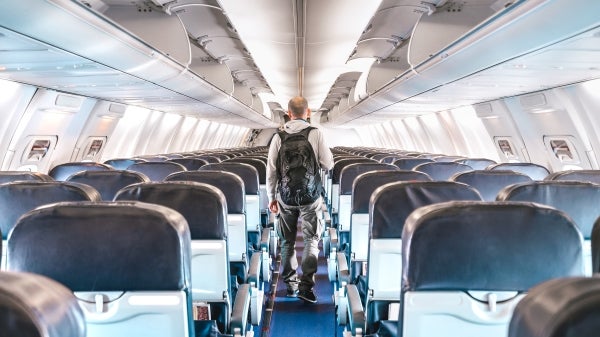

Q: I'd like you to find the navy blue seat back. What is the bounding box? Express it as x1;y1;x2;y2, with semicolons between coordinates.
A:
169;158;208;171
114;182;227;240
332;158;375;184
497;181;600;239
352;170;432;214
455;158;497;170
380;155;401;164
487;163;550;180
545;169;600;184
0;181;101;240
8;200;191;291
370;181;482;239
412;162;473;181
48;162;112;181
200;163;259;195
451;170;532;201
508;277;600;337
194;155;221;163
166;170;245;214
227;158;267;185
392;158;433;170
67;170;149;201
402;201;583;293
0;171;53;183
0;271;85;337
339;163;398;195
126;161;187;181
104;158;146;170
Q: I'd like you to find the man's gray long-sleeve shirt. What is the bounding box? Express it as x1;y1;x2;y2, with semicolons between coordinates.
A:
266;119;334;203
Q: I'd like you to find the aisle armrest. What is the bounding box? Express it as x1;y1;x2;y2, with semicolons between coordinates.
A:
346;284;365;337
230;284;251;335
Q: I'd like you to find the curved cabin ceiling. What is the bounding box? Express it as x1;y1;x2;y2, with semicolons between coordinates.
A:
0;0;599;129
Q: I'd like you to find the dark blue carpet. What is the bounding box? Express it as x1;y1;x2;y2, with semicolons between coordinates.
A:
262;231;344;337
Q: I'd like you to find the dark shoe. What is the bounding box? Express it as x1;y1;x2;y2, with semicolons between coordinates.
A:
286;285;298;297
298;289;317;303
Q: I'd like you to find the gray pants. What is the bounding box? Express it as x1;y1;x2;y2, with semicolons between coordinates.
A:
276;195;323;291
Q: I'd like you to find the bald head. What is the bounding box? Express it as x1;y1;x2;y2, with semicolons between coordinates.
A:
288;96;310;119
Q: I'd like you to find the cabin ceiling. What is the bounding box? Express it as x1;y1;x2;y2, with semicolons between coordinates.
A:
0;0;599;130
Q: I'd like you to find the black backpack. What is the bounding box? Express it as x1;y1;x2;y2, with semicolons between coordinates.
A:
276;127;322;206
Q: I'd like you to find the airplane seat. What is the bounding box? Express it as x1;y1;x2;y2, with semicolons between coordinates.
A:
545;169;600;184
330;158;375;225
199;163;268;259
66;170;150;200
103;158;146;170
170;158;209;170
113;183;254;335
454;157;497;170
0;270;86;337
450;170;532;201
48;162;113;181
341;181;482;335
327;163;398;282
487;162;551;180
134;155;169;162
0;181;101;270
412;161;473;181
126;161;187;181
194;155;222;163
225;158;269;227
391;158;433;170
508;277;600;337
336;171;432;286
165;170;270;285
0;171;53;183
6;201;196;337
497;181;600;275
400;201;584;337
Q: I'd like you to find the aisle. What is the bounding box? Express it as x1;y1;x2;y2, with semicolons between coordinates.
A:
262;230;343;337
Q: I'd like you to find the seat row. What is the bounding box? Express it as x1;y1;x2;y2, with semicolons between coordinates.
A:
0;179;266;336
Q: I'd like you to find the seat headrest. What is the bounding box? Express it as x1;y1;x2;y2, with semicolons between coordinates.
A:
0;181;101;240
508;277;600;337
114;181;227;240
200;163;259;194
7;201;191;292
488;163;550;180
103;158;146;170
48;162;112;181
451;170;532;201
370;181;481;239
0;271;85;337
226;158;266;184
126;161;187;181
0;171;53;183
351;170;431;213
169;158;208;171
332;159;375;182
339;163;398;195
403;201;583;292
392;158;433;170
497;181;600;238
67;170;149;200
165;170;245;213
413;162;473;181
545;169;600;184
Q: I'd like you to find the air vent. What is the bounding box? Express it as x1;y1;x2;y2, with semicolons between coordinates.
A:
55;94;83;109
520;93;547;108
108;103;126;114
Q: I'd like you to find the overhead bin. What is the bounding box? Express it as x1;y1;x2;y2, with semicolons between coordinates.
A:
0;0;276;128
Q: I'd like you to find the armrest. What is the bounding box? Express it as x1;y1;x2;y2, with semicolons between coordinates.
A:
328;227;338;247
337;251;350;285
260;227;270;251
346;284;366;336
230;283;251;335
247;251;261;285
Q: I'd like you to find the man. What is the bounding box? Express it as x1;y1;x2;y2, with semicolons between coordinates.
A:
266;96;333;303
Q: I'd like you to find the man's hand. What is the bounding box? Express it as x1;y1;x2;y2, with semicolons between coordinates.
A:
269;200;279;214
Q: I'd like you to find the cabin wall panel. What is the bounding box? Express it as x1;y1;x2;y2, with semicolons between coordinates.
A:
4;89;95;173
391;120;416;151
418;113;456;155
101;106;152;160
448;107;499;161
0;80;37;170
